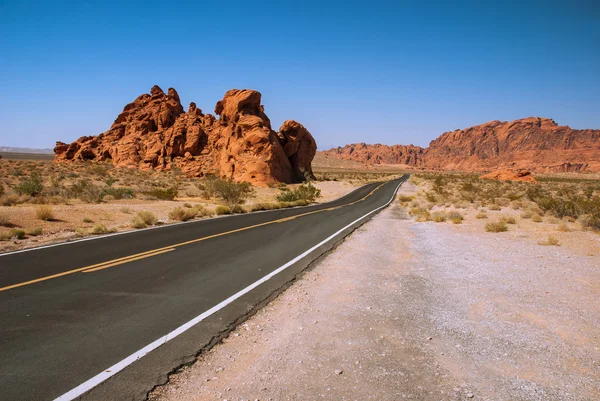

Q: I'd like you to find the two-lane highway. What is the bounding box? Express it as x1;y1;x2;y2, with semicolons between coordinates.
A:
0;176;408;401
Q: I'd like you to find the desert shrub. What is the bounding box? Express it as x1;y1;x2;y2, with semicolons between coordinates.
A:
231;205;246;214
557;222;571;232
532;214;543;223
500;216;517;225
432;212;446;222
521;211;533;219
485;221;508;232
35;205;55;221
578;214;600;231
204;177;254;207
447;211;464;224
16;173;44;196
488;204;501;211
10;229;26;239
26;227;43;236
539;235;560;246
120;207;131;214
70;179;103;203
102;187;135;200
475;212;488;219
90;224;114;235
276;183;321;203
0;184;4;197
137;211;158;226
143;186;178;201
169;207;198;221
398;194;414;203
183;202;193;208
215;205;231;215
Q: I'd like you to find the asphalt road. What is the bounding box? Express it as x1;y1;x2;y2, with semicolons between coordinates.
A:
0;176;407;401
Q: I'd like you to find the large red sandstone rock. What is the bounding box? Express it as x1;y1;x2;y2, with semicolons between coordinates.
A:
54;86;316;186
322;117;600;173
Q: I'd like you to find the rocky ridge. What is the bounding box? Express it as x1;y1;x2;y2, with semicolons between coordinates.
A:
54;86;316;186
322;117;600;173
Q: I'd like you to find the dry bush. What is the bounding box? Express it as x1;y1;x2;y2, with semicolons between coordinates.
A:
26;227;43;236
488;204;502;211
204;176;254;208
136;211;158;226
90;224;114;235
35;205;55;221
475;212;488;219
539;235;560;246
169;207;198;222
0;212;10;227
532;214;543;223
500;216;517;225
397;194;414;203
0;228;26;240
557;222;571;232
447;211;464;224
215;205;231;215
485;221;508;232
432;212;446;222
276;182;320;203
521;211;533;219
83;217;93;223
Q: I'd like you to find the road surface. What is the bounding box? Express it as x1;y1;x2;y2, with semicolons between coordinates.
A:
0;176;407;401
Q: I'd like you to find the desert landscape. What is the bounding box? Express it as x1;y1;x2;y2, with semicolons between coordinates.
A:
2;2;599;401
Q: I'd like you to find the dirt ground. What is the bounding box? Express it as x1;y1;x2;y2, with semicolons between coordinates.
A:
149;182;600;401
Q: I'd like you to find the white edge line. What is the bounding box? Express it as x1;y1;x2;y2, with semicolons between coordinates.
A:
0;182;377;258
52;177;406;401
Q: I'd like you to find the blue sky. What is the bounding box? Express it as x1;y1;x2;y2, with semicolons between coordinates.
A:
1;0;598;150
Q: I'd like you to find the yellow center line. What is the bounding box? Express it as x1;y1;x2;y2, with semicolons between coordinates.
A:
82;248;176;273
0;182;388;292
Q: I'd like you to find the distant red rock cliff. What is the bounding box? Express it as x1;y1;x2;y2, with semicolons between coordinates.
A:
322;117;600;173
54;86;316;186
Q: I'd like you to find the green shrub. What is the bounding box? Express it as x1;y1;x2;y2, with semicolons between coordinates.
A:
143;187;178;200
70;179;103;203
276;182;321;203
215;205;231;215
485;221;508;232
204;176;254;208
16;173;44;196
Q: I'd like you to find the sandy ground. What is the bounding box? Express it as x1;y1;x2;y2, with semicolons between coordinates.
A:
150;182;600;401
0;180;359;253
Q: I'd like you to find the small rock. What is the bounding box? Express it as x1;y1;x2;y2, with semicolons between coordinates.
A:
466;393;474;398
334;369;343;375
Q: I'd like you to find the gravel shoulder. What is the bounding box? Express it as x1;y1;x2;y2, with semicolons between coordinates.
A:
150;182;600;401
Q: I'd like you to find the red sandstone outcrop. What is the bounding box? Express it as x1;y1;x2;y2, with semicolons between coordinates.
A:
480;169;536;183
322;117;600;173
322;143;425;166
54;86;316;185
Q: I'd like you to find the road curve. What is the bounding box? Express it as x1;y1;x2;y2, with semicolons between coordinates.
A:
0;176;408;401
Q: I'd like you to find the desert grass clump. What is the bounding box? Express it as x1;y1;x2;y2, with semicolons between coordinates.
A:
83;217;93;223
521;211;533;219
532;214;543;223
398;194;414;203
447;211;464;224
215;205;231;215
120;207;132;214
475;212;488;219
432;212;446;222
26;227;43;236
90;224;114;235
557;222;571;232
488;204;502;211
169;207;198;222
0;212;10;227
131;211;158;228
35;205;55;221
143;187;178;201
485;221;508;233
102;187;135;200
8;229;26;239
538;235;560;246
500;216;517;225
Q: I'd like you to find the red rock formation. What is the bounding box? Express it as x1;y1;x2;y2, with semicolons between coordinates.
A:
54;86;316;186
322;117;600;173
424;117;600;173
322;143;425;166
480;169;536;183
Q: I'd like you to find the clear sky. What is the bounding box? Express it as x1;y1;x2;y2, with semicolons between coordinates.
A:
1;0;598;150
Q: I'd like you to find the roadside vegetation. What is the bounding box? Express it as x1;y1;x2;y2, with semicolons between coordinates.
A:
0;159;327;250
404;172;600;233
